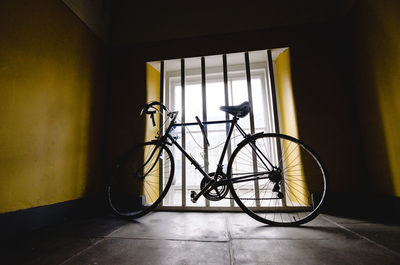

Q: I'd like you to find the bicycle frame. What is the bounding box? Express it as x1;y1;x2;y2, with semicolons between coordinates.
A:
108;102;326;224
157;112;274;202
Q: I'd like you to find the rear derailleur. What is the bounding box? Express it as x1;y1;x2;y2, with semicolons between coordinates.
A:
269;168;284;199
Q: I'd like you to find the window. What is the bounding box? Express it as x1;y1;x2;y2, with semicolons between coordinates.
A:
147;49;286;209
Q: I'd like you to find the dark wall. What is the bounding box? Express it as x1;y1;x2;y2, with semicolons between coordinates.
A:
289;21;365;193
348;0;400;198
105;47;147;166
109;0;356;44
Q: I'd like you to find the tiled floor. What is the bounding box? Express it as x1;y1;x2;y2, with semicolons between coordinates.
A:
2;212;400;265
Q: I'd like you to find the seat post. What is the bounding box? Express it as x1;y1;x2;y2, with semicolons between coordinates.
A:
216;116;237;169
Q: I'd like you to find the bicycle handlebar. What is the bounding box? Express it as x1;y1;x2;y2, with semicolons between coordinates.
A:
140;101;168;115
140;101;169;127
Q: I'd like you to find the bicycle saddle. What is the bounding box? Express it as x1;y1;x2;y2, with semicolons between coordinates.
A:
220;101;251;118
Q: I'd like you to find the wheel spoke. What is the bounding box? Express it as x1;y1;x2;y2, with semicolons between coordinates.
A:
228;133;326;225
107;142;174;218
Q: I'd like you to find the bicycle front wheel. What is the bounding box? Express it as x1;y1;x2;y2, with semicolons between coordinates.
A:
227;133;327;226
107;141;174;219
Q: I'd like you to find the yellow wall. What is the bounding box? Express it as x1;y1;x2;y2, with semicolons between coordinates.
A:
351;0;400;196
145;63;161;142
275;49;310;204
0;0;106;213
143;63;161;202
275;49;299;139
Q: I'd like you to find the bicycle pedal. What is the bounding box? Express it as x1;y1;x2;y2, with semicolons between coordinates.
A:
190;191;198;203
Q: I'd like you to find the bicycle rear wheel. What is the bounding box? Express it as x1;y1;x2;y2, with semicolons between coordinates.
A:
227;133;327;226
107;141;174;219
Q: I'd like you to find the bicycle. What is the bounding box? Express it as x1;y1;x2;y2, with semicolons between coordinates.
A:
107;101;327;226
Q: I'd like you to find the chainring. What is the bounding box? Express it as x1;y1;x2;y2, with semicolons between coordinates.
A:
200;172;229;201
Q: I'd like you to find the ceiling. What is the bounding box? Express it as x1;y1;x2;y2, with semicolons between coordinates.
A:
63;0;357;45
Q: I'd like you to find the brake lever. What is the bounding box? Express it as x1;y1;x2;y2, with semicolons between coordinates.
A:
150;113;156;127
140;107;146;116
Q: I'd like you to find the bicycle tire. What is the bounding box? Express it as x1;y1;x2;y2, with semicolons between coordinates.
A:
107;141;174;219
227;133;327;226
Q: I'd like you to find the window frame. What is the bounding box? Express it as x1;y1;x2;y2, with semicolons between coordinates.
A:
161;61;278;209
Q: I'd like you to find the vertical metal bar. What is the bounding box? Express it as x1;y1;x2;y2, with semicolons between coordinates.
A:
223;55;230;136
223;54;235;208
245;53;256;135
181;58;186;207
245;52;260;208
159;61;164;205
201;57;210;207
267;49;287;207
267;50;280;134
160;61;165;129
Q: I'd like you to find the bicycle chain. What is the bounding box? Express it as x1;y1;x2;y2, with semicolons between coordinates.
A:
222;197;281;200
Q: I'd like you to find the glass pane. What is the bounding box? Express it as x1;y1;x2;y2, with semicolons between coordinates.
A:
165;59;182;118
251;76;267;132
248;49;277;134
185;83;202;123
205;55;225;122
163;59;182;206
226;52;251;135
184;57;205;206
206;80;227;171
184;57;202;123
205;55;226;161
185;130;206;207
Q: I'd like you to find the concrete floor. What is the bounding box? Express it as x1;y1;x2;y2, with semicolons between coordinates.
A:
2;212;400;265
